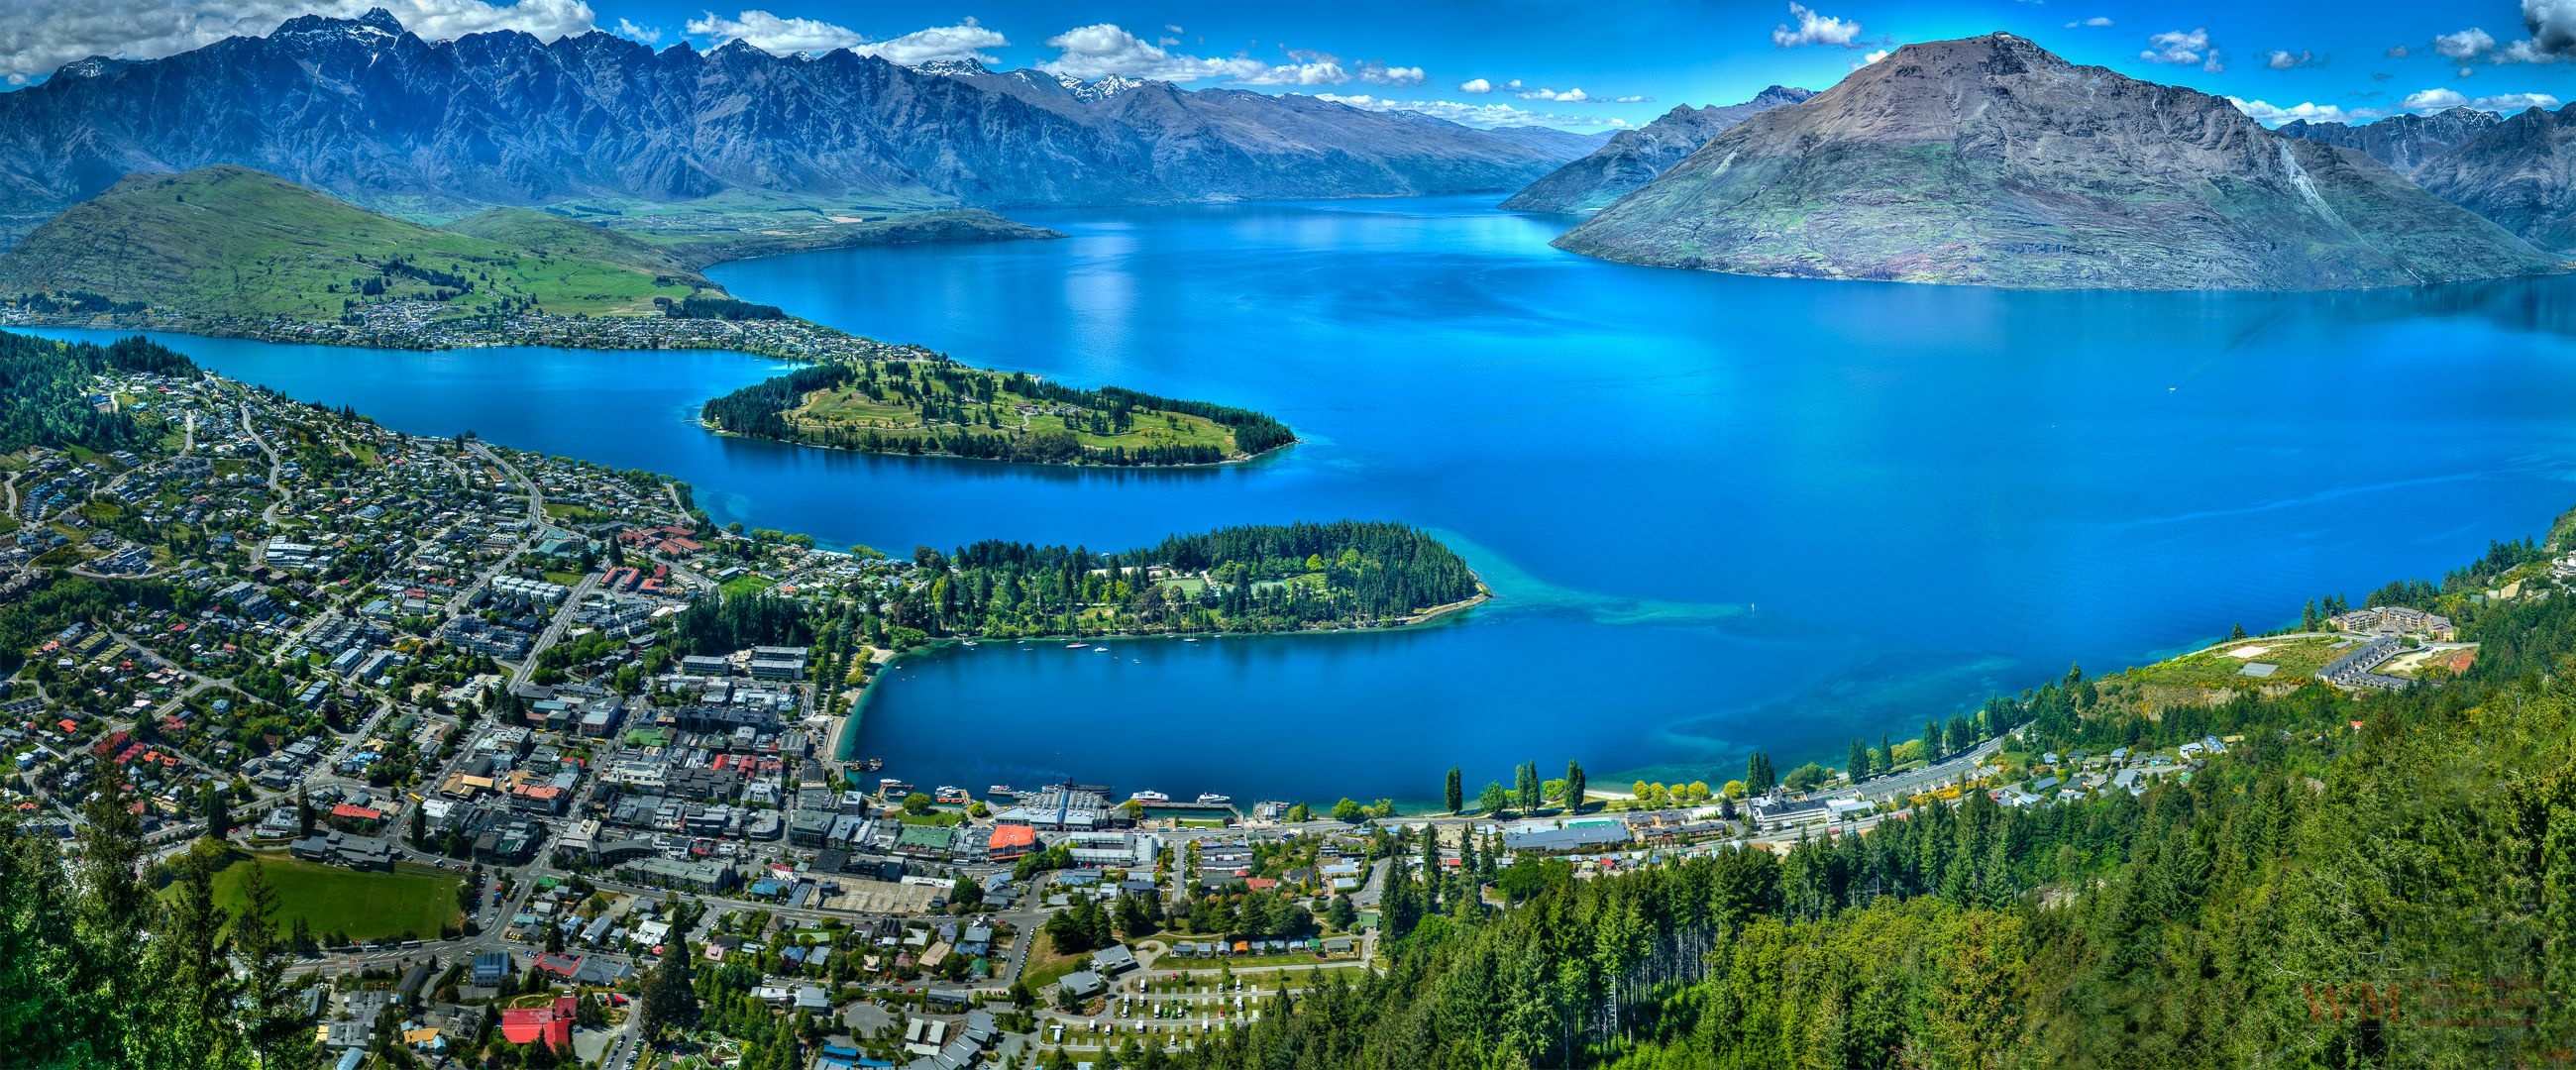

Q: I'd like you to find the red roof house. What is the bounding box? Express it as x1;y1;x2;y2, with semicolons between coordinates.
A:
498;994;577;1049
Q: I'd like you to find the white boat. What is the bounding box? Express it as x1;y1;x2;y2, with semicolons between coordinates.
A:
989;784;1016;796
1095;646;1110;653
1196;793;1231;804
1129;791;1169;803
1065;642;1089;649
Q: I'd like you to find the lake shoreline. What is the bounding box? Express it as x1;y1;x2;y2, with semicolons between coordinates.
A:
834;586;1494;770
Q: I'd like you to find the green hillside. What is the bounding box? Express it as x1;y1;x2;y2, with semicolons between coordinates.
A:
439;205;711;283
0;166;708;321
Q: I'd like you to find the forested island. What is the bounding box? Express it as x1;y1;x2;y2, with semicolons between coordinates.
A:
674;520;1482;655
700;359;1295;467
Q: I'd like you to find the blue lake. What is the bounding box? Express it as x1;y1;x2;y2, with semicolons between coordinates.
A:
45;194;2576;804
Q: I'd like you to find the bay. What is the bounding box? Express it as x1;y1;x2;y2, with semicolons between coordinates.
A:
45;194;2576;804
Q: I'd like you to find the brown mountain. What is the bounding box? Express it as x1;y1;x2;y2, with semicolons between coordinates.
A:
1555;34;2555;290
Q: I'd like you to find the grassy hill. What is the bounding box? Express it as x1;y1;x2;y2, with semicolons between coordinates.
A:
0;166;709;321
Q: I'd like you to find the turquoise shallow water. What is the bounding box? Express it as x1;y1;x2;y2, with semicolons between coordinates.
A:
49;194;2576;802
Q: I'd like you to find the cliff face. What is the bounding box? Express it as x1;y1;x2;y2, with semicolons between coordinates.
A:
0;9;1589;228
2414;105;2576;253
1554;34;2556;290
2275;107;2501;174
1500;87;1814;213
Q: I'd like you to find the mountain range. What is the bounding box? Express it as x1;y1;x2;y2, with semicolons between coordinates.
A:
2275;106;2503;175
1500;87;1815;213
0;9;1593;236
2412;105;2576;254
1554;34;2556;290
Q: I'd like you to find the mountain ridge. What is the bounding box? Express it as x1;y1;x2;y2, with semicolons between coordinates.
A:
1501;87;1814;213
0;10;1593;232
2274;106;2503;174
1555;34;2557;290
2413;104;2576;254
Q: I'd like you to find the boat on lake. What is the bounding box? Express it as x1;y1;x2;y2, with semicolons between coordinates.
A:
1065;642;1089;649
1130;790;1169;802
1197;793;1232;804
855;757;884;772
989;784;1016;797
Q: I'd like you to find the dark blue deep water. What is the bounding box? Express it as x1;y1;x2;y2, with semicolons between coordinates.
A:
46;195;2576;803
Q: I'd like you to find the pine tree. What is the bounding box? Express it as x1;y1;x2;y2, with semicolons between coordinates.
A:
75;757;148;1066
639;934;698;1042
232;863;314;1070
1565;760;1586;813
1444;767;1462;813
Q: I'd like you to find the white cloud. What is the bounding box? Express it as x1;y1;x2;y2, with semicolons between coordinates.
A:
684;12;1009;65
1037;23;1420;87
1457;77;1491;93
1771;3;1863;49
0;0;599;81
2463;66;2476;76
2401;86;2561;111
2142;28;2222;71
1861;48;1891;64
2496;39;2567;63
612;17;660;45
2386;45;2410;57
1515;86;1589;102
1238;50;1347;86
1312;92;1613;129
2065;17;2113;29
2434;27;2496;60
2226;96;2353;125
836;19;1009;65
1356;60;1423;86
2266;50;2322;69
686;10;861;54
1613;94;1650;103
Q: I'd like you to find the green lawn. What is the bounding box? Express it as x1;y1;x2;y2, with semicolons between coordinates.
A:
2117;634;2356;692
200;850;463;942
719;574;778;598
1022;930;1087;993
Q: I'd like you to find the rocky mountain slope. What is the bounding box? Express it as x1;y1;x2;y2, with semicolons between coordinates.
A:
2413;104;2576;253
2274;107;2501;174
0;9;1590;233
1555;34;2556;290
1500;87;1813;213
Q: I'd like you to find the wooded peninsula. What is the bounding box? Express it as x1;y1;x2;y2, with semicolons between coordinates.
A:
699;359;1295;468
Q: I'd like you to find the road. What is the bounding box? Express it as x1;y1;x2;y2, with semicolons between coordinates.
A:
238;400;288;530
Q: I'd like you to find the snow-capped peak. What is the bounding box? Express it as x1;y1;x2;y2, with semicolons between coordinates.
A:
1053;72;1149;102
913;58;991;78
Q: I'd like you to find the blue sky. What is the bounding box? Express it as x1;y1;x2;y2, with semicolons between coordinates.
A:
6;0;2574;128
